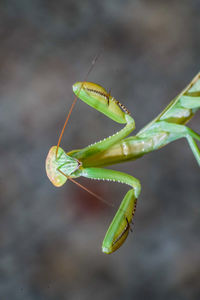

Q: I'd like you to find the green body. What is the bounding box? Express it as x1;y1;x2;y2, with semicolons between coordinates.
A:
46;73;200;254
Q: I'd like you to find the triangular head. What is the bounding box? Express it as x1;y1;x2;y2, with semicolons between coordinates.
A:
45;146;80;187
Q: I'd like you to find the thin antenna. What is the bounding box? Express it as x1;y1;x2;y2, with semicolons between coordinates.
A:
56;96;78;157
56;51;103;158
58;169;113;207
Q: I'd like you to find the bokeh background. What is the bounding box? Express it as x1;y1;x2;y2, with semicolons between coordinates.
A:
0;1;200;299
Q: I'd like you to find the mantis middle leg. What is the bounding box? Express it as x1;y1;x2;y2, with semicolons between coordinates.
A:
150;121;200;166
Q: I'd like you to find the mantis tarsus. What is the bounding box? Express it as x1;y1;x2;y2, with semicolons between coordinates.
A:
46;71;200;254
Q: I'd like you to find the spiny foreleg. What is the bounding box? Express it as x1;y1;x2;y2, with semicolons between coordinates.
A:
74;167;141;254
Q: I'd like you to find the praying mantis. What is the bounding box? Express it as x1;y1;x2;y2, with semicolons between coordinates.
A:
46;70;200;254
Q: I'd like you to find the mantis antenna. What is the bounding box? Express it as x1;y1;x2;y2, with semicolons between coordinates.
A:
59;169;113;206
56;52;102;158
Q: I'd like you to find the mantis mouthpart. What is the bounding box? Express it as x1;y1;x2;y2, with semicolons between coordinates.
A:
46;72;200;254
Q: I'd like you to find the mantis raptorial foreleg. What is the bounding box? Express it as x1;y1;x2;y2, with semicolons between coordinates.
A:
73;167;141;254
73;113;135;161
72;82;135;161
71;82;141;253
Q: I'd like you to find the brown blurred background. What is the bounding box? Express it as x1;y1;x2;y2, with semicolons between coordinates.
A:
0;1;200;299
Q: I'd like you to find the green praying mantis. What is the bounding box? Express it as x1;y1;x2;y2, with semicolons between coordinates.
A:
46;70;200;254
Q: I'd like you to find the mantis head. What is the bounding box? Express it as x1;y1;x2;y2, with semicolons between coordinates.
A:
46;146;80;187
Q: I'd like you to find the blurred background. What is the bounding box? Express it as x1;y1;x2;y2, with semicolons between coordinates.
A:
0;1;200;299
